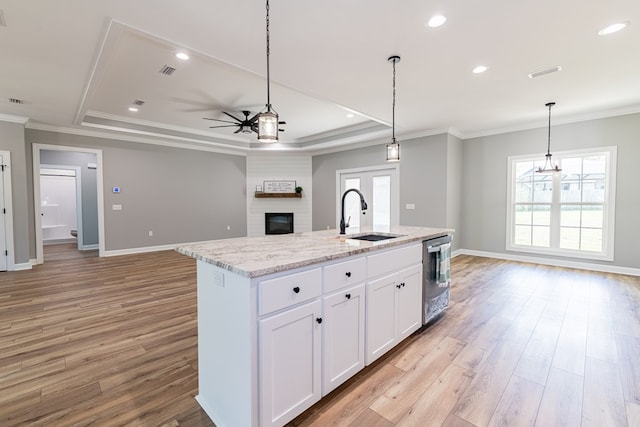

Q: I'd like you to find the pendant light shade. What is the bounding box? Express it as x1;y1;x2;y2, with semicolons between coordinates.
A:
536;102;561;173
386;55;401;162
257;0;280;143
258;111;278;143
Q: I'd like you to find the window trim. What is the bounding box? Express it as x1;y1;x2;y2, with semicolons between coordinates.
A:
506;146;617;261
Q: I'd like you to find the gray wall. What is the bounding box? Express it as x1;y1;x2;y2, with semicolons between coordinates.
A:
26;129;247;255
0;121;30;265
461;112;640;269
312;133;462;250
40;150;99;246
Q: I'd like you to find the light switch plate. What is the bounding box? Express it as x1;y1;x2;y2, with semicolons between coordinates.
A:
112;204;122;211
405;203;416;210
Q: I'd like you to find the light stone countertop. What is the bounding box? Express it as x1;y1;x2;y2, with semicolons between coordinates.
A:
176;226;453;278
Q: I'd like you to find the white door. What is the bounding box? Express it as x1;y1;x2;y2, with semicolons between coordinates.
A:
338;166;399;232
322;283;365;394
259;300;322;427
0;154;7;271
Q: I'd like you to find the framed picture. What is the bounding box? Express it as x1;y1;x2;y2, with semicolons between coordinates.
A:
256;185;263;192
263;180;296;193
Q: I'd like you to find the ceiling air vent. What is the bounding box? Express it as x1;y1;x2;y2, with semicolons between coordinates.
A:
159;65;176;76
133;99;145;106
9;97;24;104
528;66;562;79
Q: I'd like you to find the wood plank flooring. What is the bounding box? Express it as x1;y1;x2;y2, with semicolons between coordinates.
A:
1;244;639;426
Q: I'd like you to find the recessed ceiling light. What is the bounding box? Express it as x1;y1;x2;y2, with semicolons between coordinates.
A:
128;107;138;112
175;52;189;60
472;65;488;74
598;21;629;35
426;15;446;28
346;113;354;118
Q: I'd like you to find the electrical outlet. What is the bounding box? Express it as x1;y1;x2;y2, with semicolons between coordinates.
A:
148;230;153;237
112;204;122;211
226;225;231;231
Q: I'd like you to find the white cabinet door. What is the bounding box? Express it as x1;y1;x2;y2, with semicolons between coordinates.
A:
395;264;423;341
322;283;365;395
365;273;397;365
259;300;322;427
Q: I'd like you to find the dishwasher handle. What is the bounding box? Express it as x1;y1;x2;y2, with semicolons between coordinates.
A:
426;245;442;253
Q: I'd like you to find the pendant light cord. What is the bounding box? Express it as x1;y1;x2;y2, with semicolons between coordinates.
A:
546;102;552;156
391;58;396;142
265;0;271;111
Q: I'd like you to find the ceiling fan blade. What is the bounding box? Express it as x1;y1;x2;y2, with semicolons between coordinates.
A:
203;117;239;124
234;128;242;134
222;111;243;122
209;125;238;129
248;113;260;124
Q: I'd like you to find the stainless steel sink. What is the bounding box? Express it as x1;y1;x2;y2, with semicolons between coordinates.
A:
347;233;403;242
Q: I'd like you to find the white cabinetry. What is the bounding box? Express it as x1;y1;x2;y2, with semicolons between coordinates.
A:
194;240;426;427
259;300;322;427
365;245;423;365
258;269;323;426
322;283;365;395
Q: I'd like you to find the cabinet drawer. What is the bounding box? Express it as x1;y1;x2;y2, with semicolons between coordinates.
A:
259;268;322;316
367;244;422;279
324;257;366;293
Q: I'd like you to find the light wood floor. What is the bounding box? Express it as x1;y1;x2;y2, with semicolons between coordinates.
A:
1;244;639;426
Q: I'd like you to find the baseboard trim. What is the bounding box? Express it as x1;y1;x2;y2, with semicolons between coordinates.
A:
458;249;640;277
79;244;99;251
13;261;34;271
102;243;182;257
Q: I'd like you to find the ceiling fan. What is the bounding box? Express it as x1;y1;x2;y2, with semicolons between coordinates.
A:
203;110;286;135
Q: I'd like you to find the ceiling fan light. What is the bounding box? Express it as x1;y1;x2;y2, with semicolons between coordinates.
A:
257;111;279;142
386;140;400;161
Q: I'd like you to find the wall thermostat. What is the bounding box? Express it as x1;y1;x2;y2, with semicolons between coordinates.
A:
113;186;121;193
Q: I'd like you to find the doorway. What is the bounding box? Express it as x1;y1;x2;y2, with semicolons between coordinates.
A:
336;165;399;232
0;151;16;271
40;166;81;247
32;144;105;264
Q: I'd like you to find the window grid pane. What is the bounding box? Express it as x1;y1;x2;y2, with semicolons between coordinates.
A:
509;149;612;259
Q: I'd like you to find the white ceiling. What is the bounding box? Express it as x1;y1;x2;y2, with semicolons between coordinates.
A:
1;0;639;153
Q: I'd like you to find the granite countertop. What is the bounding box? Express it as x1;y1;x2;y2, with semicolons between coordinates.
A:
176;226;453;278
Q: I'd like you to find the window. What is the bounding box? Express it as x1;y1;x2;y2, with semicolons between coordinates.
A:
506;147;616;261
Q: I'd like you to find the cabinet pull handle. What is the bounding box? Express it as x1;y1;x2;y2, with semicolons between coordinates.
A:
345;293;351;299
345;271;351;277
293;286;300;294
316;317;323;324
401;282;406;287
396;284;402;289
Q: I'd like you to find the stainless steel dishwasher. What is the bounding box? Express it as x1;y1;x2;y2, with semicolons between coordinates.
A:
422;234;452;325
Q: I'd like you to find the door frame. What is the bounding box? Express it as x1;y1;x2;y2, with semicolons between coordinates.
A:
32;144;105;264
0;151;16;271
335;164;400;230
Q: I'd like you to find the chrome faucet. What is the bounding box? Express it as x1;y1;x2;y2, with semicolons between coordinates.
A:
340;189;368;235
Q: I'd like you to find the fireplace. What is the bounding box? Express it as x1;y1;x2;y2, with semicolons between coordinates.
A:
265;212;294;235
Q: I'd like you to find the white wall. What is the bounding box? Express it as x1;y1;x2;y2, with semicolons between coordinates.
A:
247;152;312;237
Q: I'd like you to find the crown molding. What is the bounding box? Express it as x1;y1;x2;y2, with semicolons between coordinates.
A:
25;122;248;156
0;113;29;124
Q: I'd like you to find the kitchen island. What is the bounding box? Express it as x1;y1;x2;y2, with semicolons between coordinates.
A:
177;226;453;427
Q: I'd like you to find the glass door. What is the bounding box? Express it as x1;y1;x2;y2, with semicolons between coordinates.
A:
338;166;399;232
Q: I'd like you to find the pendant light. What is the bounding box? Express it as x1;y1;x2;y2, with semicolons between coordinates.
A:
257;0;280;143
386;55;401;162
536;102;562;173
